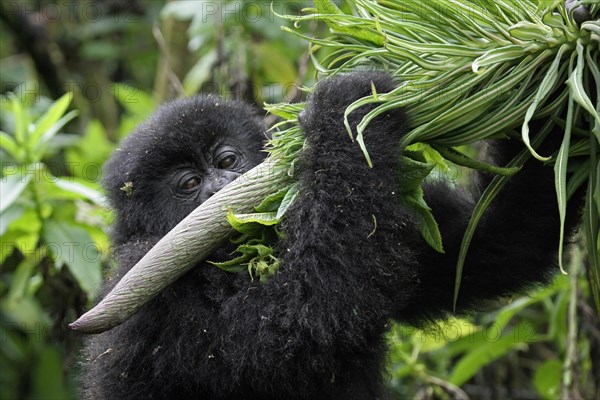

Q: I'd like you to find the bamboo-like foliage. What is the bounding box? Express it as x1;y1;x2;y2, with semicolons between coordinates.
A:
275;0;599;310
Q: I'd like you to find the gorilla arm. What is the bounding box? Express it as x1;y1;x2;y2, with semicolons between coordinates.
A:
397;121;582;323
196;72;419;398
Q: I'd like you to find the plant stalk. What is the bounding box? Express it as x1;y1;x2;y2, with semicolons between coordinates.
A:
69;158;290;333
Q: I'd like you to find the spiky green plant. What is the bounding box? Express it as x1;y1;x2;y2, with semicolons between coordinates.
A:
70;0;599;333
277;0;599;310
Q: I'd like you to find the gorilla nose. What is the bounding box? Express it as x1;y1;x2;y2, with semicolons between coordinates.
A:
210;171;241;194
210;179;229;194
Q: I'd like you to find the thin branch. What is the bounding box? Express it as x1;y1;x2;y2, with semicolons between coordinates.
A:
424;375;470;400
152;21;186;100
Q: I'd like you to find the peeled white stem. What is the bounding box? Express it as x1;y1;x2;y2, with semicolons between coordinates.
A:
70;159;290;334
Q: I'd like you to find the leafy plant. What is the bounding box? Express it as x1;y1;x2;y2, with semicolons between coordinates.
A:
0;93;108;399
385;245;597;399
277;0;599;311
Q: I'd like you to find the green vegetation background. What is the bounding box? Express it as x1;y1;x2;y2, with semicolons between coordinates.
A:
0;1;597;399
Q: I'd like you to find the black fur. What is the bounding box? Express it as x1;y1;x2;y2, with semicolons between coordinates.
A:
81;72;581;399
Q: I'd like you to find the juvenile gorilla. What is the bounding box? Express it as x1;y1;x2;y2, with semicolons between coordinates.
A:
82;72;580;399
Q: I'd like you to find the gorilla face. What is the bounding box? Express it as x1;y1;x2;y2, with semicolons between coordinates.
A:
102;95;267;245
169;143;247;204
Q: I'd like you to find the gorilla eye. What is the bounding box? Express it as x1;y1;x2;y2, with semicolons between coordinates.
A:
178;175;201;192
217;154;238;170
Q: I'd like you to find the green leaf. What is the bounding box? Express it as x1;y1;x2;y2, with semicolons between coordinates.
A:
42;221;102;299
402;52;545;146
508;21;555;43
472;45;526;73
31;346;69;400
208;253;252;273
228;212;279;226
397;153;435;193
534;360;562;400
0;296;50;328
404;194;444;253
454;155;522;309
183;50;218;95
255;42;297;86
265;102;304;120
226;211;279;235
396;153;443;251
0;206;42;266
31;110;79;162
449;328;525;386
65;119;114;176
276;183;299;220
0;168;32;213
493;296;537;330
521;43;568;161
342;95;384;166
2;207;42;236
0;204;24;237
238;244;273;258
431;144;520;176
406;143;449;171
209;242;279;279
5;253;38;305
542;12;567;28
8;93;28;146
313;0;343;15
29;93;72;150
52;179;106;206
312;0;384;45
566;41;600;125
255;185;292;213
554;109;573;274
554;51;578;274
0;131;21;160
584;46;600;144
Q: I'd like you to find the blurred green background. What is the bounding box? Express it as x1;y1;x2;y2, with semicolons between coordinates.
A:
0;1;598;399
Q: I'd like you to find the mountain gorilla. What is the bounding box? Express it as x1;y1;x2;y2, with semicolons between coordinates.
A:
81;72;581;399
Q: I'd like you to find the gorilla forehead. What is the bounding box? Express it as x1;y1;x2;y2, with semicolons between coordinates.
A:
103;95;265;185
127;95;263;159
